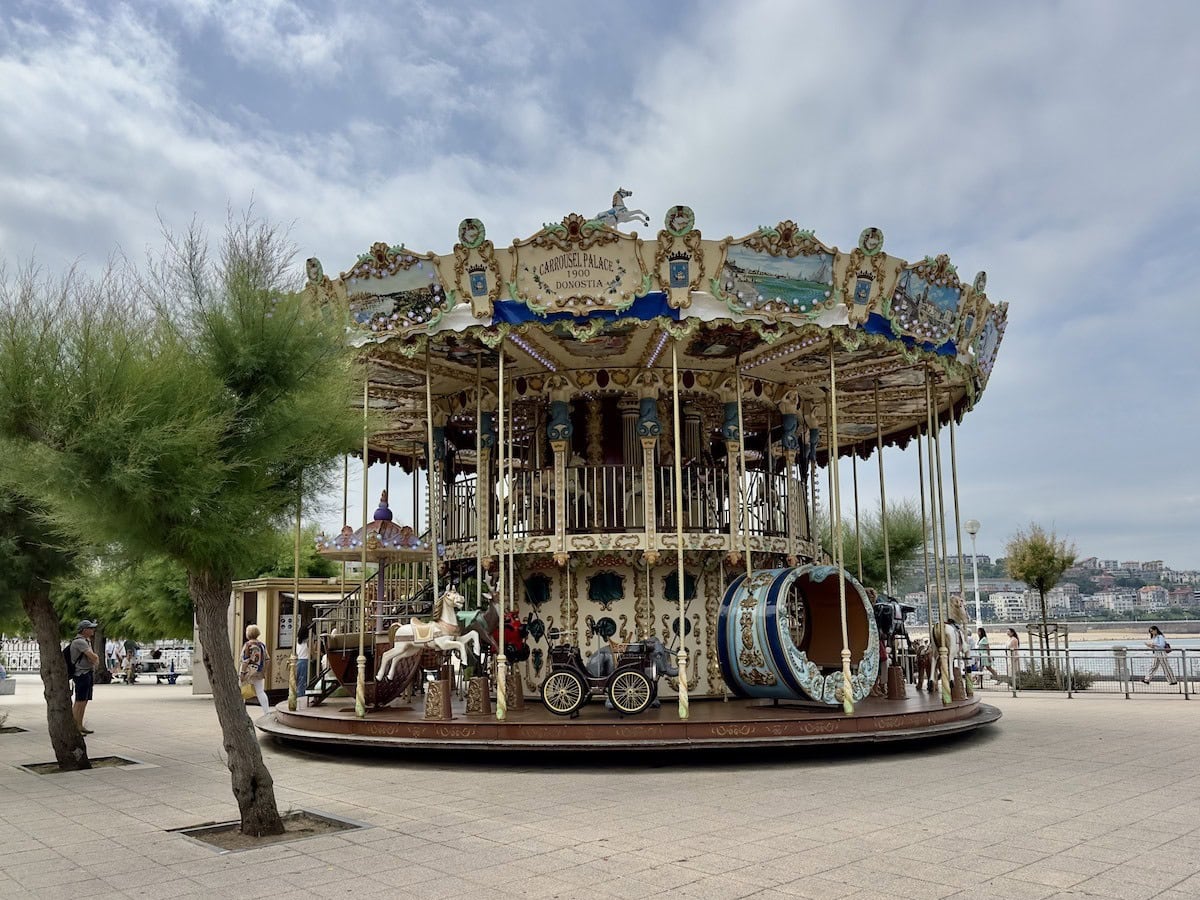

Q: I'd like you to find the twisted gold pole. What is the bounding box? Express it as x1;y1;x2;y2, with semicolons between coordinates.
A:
496;346;507;721
828;342;853;714
874;380;892;596
925;369;950;705
355;377;368;719
287;477;301;712
671;341;688;719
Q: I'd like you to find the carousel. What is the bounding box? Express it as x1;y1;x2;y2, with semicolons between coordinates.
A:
259;192;1006;750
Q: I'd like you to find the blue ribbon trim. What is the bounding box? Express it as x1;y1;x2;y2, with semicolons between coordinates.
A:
491;291;680;327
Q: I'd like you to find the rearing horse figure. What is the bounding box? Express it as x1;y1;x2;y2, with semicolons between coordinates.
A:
594;187;650;229
376;588;481;681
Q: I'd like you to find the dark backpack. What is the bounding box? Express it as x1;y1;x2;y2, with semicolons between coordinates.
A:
62;642;76;681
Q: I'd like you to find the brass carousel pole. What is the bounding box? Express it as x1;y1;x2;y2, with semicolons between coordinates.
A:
355;379;369;719
735;355;752;588
826;392;836;556
475;357;483;608
342;455;348;588
495;346;507;721
948;399;967;600
917;425;933;641
852;454;863;583
507;383;517;702
287;477;301;711
874;381;892;596
828;341;854;714
925;369;950;702
925;372;946;629
932;395;953;612
424;344;441;617
670;341;688;719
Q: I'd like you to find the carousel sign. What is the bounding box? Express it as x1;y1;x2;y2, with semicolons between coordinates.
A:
511;213;649;313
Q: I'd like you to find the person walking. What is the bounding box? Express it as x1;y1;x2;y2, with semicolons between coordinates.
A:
977;627;1000;681
1143;625;1177;685
1005;628;1020;683
123;637;139;683
239;625;271;716
295;623;311;700
70;620;101;734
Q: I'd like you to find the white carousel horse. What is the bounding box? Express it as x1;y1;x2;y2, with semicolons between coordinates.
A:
376;588;481;680
930;594;973;703
594;188;650;228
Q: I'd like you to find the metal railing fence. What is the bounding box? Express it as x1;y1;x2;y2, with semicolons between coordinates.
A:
967;647;1192;699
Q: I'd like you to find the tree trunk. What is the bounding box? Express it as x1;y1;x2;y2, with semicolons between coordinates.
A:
21;587;91;771
1039;590;1050;668
190;568;285;836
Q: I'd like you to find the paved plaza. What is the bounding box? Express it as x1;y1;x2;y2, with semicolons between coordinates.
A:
0;677;1197;900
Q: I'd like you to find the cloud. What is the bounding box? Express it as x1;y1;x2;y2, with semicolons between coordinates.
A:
1;0;1198;565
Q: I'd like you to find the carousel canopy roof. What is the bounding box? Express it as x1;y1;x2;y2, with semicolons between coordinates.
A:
302;201;1007;463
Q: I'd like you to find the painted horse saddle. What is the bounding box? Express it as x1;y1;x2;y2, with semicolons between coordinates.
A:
409;619;444;643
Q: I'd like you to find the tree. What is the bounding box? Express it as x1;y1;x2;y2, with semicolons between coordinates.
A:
58;556;194;642
0;265;96;769
823;499;927;595
251;524;340;580
1;216;361;834
0;493;92;769
1005;523;1076;662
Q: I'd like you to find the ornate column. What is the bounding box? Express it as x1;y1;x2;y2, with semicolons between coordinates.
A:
429;408;448;572
683;412;702;463
585;397;603;466
478;400;496;563
636;375;662;621
619;395;639;468
546;376;573;567
779;389;801;564
720;393;741;560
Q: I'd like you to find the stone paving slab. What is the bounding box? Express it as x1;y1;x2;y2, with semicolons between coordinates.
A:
0;675;1197;899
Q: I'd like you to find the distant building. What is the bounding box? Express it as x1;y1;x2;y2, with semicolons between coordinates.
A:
1093;590;1137;612
1098;560;1119;571
989;591;1028;619
1168;587;1193;607
1076;557;1099;569
1141;560;1163;572
1047;583;1079;612
1138;585;1168;609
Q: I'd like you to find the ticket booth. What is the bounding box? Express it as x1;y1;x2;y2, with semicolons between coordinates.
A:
191;577;347;696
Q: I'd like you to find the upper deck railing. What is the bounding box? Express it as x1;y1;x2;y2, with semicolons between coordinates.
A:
440;464;791;544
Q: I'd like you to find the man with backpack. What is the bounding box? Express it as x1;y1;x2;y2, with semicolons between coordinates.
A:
69;620;100;734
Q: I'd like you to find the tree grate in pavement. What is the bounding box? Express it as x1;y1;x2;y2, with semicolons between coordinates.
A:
171;809;365;853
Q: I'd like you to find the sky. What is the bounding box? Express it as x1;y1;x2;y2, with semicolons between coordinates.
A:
2;1;1198;568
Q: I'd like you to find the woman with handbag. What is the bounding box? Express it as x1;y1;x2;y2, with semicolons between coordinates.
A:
1143;626;1177;685
238;625;271;715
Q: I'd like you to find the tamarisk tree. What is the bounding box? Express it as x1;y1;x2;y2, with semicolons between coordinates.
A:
1;218;360;834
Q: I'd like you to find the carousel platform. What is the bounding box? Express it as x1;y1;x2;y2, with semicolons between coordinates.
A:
257;692;1000;753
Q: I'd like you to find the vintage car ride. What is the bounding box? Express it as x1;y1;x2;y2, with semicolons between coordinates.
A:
540;641;663;717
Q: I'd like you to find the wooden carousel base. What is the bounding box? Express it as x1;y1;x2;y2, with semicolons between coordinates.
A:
257;691;1000;752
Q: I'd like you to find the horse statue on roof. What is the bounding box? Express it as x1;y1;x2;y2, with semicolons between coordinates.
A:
376;587;481;681
593;187;650;229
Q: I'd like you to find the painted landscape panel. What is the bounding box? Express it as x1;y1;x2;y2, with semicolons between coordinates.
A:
720;246;833;309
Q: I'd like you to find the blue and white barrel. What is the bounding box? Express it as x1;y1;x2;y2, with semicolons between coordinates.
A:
716;565;879;705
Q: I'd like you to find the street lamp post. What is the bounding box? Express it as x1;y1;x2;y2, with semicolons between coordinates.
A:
965;519;981;629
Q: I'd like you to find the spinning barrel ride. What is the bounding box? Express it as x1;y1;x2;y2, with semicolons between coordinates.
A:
717;565;877;705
